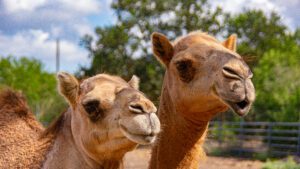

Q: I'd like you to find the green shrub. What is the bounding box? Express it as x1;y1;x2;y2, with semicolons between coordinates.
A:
210;123;237;142
263;157;300;169
252;40;300;122
0;56;67;124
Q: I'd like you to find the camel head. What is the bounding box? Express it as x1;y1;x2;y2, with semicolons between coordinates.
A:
151;31;255;120
57;72;160;160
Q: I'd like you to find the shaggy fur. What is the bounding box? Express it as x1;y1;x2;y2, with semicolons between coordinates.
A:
40;111;66;139
0;89;53;169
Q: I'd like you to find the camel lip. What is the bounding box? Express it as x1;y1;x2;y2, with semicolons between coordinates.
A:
119;124;156;145
224;99;250;117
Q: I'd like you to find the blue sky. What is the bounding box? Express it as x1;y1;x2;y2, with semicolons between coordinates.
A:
0;0;299;73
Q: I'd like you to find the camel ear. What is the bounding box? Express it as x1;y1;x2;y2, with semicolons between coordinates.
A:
151;32;174;66
128;75;140;90
222;34;237;52
57;72;79;107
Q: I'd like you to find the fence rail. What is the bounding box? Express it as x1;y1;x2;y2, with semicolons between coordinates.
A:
208;121;300;157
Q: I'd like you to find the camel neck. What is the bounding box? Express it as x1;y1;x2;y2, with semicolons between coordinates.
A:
42;110;123;169
149;86;209;169
42;110;93;169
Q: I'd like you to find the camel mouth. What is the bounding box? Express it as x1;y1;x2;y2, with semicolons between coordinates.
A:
120;124;157;145
225;99;250;116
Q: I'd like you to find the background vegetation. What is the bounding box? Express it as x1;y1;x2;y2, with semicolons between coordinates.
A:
0;0;299;124
80;0;300;122
0;56;66;124
263;157;300;169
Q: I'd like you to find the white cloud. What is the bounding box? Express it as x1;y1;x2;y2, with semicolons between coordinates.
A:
2;0;100;14
2;0;46;13
59;0;101;14
212;0;299;30
160;11;176;23
0;30;90;73
73;24;95;37
129;25;143;38
0;0;104;41
50;26;63;38
0;0;103;72
212;0;282;14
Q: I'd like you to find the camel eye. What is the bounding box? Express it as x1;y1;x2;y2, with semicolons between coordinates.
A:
83;100;99;113
83;100;103;122
175;60;196;83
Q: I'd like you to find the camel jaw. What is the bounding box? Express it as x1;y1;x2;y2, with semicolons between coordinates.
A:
119;124;157;145
225;99;251;116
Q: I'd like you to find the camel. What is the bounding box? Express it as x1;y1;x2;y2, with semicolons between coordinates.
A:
149;31;255;169
0;72;160;169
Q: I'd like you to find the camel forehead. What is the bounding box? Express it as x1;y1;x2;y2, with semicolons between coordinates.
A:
80;74;129;93
173;31;241;59
173;31;218;45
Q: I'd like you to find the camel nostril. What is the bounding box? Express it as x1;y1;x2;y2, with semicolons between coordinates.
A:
222;66;241;79
236;100;248;109
129;104;144;114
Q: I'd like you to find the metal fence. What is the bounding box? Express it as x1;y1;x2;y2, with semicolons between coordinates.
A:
208;121;300;157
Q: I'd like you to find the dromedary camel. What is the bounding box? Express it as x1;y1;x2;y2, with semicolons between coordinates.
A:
149;31;255;169
0;72;160;169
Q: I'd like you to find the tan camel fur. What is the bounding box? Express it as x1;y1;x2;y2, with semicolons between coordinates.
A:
0;72;160;169
149;31;255;169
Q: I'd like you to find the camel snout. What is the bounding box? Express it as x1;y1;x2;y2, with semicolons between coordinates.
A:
119;112;161;145
128;100;157;115
149;113;160;135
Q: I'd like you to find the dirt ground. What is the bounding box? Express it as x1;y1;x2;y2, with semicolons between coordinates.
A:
124;148;263;169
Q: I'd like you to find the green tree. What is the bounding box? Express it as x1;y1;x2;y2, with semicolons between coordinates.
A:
250;39;300;122
81;0;225;101
80;25;135;77
82;1;300;122
225;10;287;62
0;56;66;124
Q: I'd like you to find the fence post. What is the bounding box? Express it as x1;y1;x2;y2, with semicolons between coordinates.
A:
297;123;300;156
267;122;272;156
238;119;244;156
218;121;223;146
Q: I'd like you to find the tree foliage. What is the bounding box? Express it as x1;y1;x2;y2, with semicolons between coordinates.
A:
0;56;66;123
1;1;299;124
80;0;225;102
225;10;287;62
80;1;300;122
251;39;300;122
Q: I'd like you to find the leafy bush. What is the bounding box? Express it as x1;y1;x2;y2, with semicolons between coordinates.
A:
0;56;66;124
209;123;236;141
263;157;300;169
251;39;300;122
